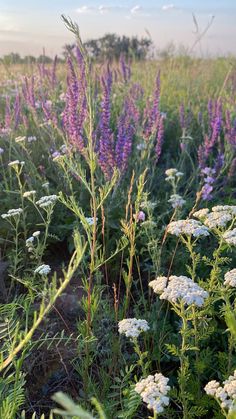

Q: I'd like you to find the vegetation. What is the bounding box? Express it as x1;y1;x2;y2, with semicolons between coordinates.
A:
0;16;236;418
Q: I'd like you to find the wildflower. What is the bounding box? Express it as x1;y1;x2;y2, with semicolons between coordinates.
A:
212;205;236;215
51;151;61;159
26;236;34;247
36;195;57;208
205;371;236;412
34;264;51;275
223;229;236;246
149;277;168;293
33;231;40;237
168;194;186;208
1;208;23;219
204;211;232;229
204;380;220;396
118;318;149;338
15;136;26;143
193;208;209;219
149;275;208;307
224;269;236;287
167;219;209;238
0;147;4;154
165;168;177;177
135;373;170;414
137;143;147;151
23;190;36;198
134;211;146;222
84;217;98;226
42;182;49;188
8;160;19;166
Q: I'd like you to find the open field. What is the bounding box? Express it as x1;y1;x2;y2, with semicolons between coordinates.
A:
1;23;236;418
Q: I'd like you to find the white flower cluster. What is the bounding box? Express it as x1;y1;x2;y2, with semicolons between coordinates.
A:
84;217;98;226
26;231;40;250
149;275;208;307
168;194;186;209
224;269;236;287
8;160;25;168
167;219;209;238
223;229;236;246
135;373;170;414
118;318;149;338
165;168;183;181
193;208;209;219
1;208;23;219
194;206;236;229
36;195;57;208
34;264;51;275
205;371;236;412
23;190;36;198
149;277;168;293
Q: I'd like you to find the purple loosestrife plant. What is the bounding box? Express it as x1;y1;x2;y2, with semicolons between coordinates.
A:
115;98;136;173
119;54;131;83
13;93;21;129
143;71;161;141
22;76;36;109
225;110;236;148
155;114;164;162
63;54;87;154
98;66;115;179
51;55;58;89
198;100;222;169
5;97;11;130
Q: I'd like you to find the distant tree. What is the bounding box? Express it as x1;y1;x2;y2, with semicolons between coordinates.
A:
62;43;76;59
63;33;152;61
37;54;53;64
1;53;22;65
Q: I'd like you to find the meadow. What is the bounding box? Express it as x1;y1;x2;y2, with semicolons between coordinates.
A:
1;18;236;418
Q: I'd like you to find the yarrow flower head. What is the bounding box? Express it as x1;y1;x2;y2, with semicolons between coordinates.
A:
149;277;168;293
33;231;40;237
118;318;149;339
149;275;208;307
165;168;184;186
224;269;236;287
8;160;25;168
223;229;236;246
34;264;51;275
167;219;209;238
194;206;236;230
84;217;98;226
1;208;23;219
135;373;170;414
168;194;186;209
26;236;34;247
23;190;36;198
36;195;57;208
205;371;236;412
193;208;209;219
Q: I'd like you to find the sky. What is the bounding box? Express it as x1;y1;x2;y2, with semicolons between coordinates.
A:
0;0;236;57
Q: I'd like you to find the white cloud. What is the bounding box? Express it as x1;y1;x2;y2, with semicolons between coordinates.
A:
130;5;142;14
98;5;111;14
162;4;175;11
76;5;95;14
